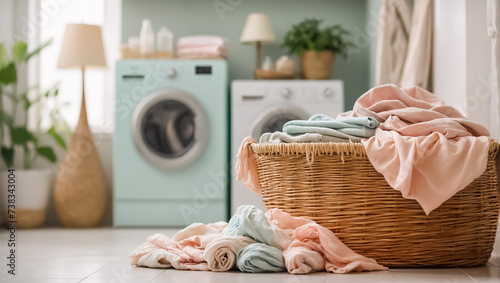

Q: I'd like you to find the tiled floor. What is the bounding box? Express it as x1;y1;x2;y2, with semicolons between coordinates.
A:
0;228;499;282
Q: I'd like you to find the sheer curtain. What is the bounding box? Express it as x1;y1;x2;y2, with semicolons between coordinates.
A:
488;0;500;140
375;0;434;89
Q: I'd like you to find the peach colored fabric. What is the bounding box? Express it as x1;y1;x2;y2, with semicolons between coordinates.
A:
130;227;255;271
130;233;209;270
266;208;387;274
341;84;491;215
235;137;261;195
204;236;256;271
177;45;227;58
222;205;292;251
177;35;227;47
178;233;255;272
173;221;228;242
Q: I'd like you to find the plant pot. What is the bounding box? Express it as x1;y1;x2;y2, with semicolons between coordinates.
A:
0;169;53;228
300;51;336;80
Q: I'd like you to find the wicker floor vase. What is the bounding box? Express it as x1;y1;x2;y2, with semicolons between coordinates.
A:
251;142;499;267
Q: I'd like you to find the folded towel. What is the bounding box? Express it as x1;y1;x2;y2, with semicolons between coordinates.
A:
204;235;256;271
177;35;227;47
285;114;378;130
283;114;378;139
177;45;227;58
236;243;286;273
260;132;358;143
222;205;291;250
177;54;226;60
259;114;378;144
341;84;491;214
266;208;388;274
235;137;261;196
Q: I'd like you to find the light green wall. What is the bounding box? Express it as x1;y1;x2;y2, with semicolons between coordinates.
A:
122;0;372;110
367;0;381;88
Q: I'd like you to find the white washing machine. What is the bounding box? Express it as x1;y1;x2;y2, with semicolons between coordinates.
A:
231;80;344;213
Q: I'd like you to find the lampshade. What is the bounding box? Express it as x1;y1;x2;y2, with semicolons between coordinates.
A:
240;13;276;44
57;23;106;69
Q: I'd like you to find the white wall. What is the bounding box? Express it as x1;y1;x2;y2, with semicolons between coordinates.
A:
434;0;500;258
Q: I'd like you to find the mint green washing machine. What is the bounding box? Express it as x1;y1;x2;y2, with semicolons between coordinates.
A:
114;60;228;227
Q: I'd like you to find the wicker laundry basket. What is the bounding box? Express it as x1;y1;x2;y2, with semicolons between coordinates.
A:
250;141;500;267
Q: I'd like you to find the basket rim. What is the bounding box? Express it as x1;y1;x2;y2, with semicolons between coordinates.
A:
250;140;500;158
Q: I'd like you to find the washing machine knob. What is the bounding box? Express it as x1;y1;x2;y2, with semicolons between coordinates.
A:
281;88;292;99
166;68;177;79
323;87;334;98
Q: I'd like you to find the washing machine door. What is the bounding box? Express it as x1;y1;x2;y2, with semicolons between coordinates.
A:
131;88;209;170
251;104;310;140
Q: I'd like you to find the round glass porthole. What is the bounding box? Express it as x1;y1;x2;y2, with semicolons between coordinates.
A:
251;104;310;139
131;88;209;170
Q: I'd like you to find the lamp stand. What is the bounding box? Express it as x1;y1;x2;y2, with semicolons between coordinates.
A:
54;67;107;228
256;41;261;70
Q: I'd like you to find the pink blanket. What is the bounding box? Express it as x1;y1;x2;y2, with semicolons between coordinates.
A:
177;35;227;47
341;84;491;214
266;208;387;274
177;45;227;58
235;137;261;196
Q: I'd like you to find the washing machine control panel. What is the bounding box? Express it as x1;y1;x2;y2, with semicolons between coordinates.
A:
270;85;340;102
166;68;177;79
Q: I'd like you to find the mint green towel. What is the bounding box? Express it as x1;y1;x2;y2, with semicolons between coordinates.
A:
260;132;353;143
237;243;285;273
283;114;378;139
221;205;290;250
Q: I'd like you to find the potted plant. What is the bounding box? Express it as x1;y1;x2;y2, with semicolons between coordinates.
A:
282;18;356;79
0;40;69;228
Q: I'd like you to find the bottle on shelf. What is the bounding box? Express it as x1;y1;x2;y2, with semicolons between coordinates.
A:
128;37;140;59
156;26;173;59
140;19;155;59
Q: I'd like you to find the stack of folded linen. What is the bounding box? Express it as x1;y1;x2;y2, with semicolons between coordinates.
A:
177;35;228;59
260;114;379;143
130;205;387;274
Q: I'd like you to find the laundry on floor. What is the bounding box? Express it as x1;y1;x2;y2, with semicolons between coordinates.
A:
177;35;228;59
130;205;387;274
260;114;378;143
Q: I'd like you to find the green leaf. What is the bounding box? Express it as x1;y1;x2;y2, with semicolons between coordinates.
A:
25;39;53;62
12;41;27;63
0;62;17;85
1;147;14;168
36;147;56;163
23;95;31;110
11;127;33;145
0;44;9;69
1;112;13;126
282;18;356;59
48;126;67;150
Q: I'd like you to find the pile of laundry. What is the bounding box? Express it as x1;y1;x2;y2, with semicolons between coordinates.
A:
130;205;387;274
260;114;379;143
249;84;492;215
177;35;228;59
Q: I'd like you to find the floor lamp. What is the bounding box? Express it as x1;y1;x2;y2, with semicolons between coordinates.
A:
54;23;108;228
